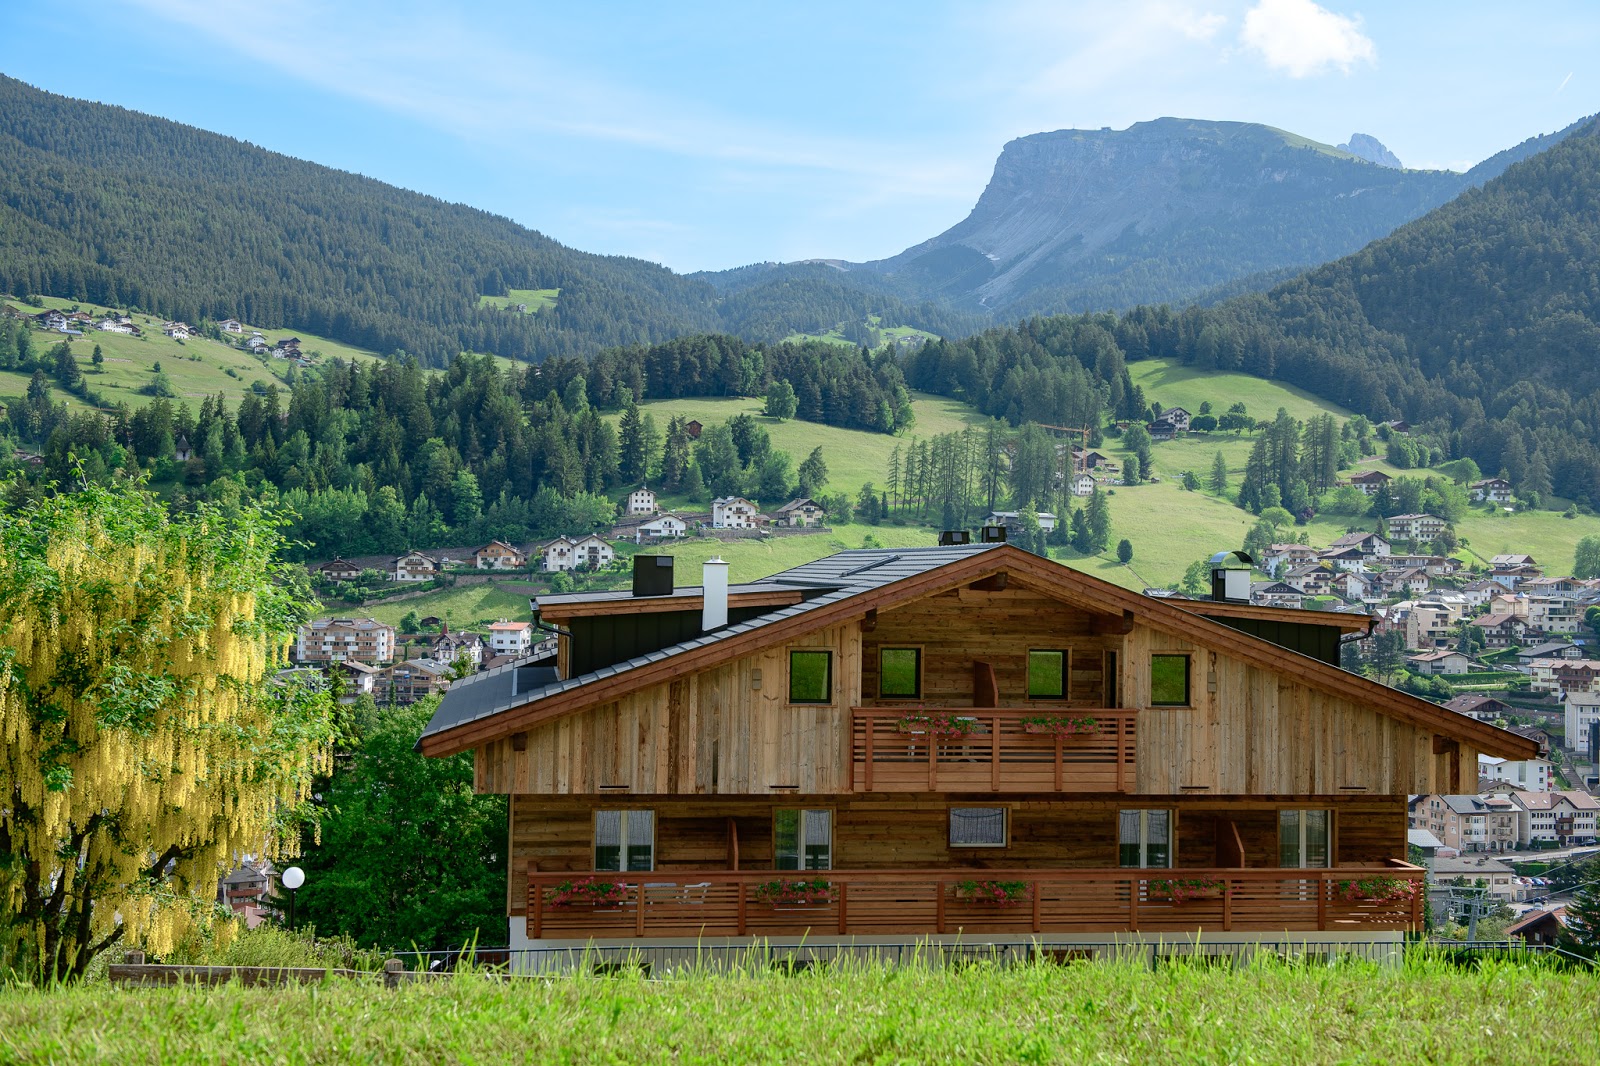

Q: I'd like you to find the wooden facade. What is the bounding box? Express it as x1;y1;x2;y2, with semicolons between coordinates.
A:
422;544;1534;946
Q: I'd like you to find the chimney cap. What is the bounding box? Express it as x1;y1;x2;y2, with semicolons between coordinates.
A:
1209;550;1253;569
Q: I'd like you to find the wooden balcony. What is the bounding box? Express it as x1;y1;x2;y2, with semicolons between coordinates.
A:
850;707;1137;792
526;863;1423;940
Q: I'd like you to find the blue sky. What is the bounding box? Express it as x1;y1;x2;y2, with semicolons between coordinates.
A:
2;0;1595;272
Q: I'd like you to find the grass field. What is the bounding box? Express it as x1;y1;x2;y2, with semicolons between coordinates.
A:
1127;358;1354;423
477;287;560;313
0;296;385;412
342;581;545;629
614;391;990;502
3;956;1594;1064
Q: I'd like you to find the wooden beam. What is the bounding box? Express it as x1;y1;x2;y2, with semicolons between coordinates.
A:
1090;610;1135;636
970;574;1009;592
1432;736;1458;756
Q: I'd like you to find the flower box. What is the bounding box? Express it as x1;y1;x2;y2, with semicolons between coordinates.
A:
897;714;980;738
1021;716;1100;737
1336;876;1417;904
546;877;629;909
953;880;1031;906
753;878;835;907
1148;878;1226;903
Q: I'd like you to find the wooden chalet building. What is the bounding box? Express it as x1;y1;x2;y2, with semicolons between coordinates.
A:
418;541;1534;967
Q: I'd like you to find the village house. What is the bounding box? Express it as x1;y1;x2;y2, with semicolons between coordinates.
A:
1318;547;1369;574
417;540;1531;967
392;550;440;583
625;487;658;516
329;659;381;703
1443;695;1515;723
1430;854;1520;901
1563;691;1600;754
986;511;1059;536
1387;554;1461;578
1477;754;1552;793
1152;406;1191;433
1070;448;1110;471
1552;660;1600;696
314;558;361;583
475;540;530;570
1262;544;1319;577
162;321;192;339
1068;473;1097;497
1471;479;1514;505
1250;581;1304;610
1461;579;1504;608
1282;562;1335;597
1408;795;1519;853
1469;613;1529;649
1406;649;1473;676
487;620;533;657
1506;907;1568;946
1385;514;1447;544
219;319;244;333
294;618;396;665
216;860;279;929
1381;567;1432;599
1506;790;1600;846
1516;641;1580;668
380;658;452;705
633;514;689;542
173;435;193;463
540;534;615;572
1342;470;1392;496
772;498;828;528
431;629;486;671
1330;531;1391;559
1524;597;1578;636
712;496;762;529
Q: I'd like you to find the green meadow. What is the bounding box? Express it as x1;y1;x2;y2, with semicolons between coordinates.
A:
477;287;560;313
2;955;1593;1064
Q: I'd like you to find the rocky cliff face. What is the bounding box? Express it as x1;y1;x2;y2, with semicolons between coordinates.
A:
865;119;1480;315
1337;133;1403;169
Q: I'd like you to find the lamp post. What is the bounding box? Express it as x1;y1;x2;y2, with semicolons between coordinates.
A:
282;866;305;929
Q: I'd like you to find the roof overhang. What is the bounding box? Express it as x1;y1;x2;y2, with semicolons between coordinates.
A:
418;545;1537;762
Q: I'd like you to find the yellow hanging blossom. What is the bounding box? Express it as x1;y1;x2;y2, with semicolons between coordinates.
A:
0;481;334;981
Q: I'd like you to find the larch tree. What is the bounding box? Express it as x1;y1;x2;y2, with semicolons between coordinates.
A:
0;482;334;981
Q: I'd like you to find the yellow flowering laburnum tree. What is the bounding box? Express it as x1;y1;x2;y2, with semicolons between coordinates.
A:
0;482;334;981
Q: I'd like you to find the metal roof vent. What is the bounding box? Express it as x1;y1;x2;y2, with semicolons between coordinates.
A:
1210;550;1254;603
938;530;971;546
980;525;1008;543
632;554;675;597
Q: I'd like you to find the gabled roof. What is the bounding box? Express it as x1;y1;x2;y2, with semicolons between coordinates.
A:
418;544;1537;760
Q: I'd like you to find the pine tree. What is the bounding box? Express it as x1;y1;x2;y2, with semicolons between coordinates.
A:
1085;488;1111;554
1562;863;1600;949
617;401;647;485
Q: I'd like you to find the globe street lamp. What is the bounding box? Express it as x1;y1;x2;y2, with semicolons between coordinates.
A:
282;866;305;928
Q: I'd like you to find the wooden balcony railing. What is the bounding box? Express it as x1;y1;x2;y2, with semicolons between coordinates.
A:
850;707;1137;792
526;862;1423;940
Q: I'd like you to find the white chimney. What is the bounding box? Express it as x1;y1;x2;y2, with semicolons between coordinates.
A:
702;558;729;632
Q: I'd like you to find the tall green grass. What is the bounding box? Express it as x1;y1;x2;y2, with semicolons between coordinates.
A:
4;948;1593;1063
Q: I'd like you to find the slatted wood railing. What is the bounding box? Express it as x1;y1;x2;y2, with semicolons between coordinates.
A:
850;707;1137;792
526;862;1424;940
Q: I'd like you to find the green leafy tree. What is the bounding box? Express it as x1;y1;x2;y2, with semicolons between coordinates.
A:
1123;453;1141;484
294;700;506;950
1575;535;1600;580
764;380;798;421
1116;539;1133;565
401;610;422;634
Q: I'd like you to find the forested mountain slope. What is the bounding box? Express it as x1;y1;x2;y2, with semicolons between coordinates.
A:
905;113;1600;502
0;77;963;364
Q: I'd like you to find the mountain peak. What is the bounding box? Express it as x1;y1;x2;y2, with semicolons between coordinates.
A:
1337;133;1403;169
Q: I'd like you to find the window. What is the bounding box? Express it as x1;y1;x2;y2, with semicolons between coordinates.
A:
775;809;833;870
949;807;1007;848
788;650;832;704
1118;809;1172;868
1278;810;1330;869
879;647;922;699
594;810;654;872
1150;655;1190;706
1027;650;1066;699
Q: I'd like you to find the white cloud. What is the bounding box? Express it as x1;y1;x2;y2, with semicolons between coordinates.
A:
1241;0;1376;77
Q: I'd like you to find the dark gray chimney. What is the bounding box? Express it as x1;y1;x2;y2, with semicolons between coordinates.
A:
632;554;675;597
938;530;971;546
980;525;1008;543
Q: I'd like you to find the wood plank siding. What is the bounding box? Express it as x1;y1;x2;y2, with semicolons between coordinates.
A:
506;794;1407;917
476;600;1479;797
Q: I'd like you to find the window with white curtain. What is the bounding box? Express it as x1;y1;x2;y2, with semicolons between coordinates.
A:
775;809;833;870
1278;809;1330;868
594;810;655;872
949;807;1007;848
1118;809;1172;868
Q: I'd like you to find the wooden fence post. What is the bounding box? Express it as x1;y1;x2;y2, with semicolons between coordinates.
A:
384;958;405;988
